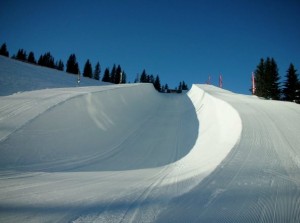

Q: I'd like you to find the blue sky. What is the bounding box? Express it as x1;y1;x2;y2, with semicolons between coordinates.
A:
1;0;300;94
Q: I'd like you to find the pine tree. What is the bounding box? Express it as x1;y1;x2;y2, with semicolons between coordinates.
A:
182;81;188;90
264;57;272;98
0;43;9;57
254;57;281;100
154;75;161;91
102;68;110;82
83;59;93;78
56;60;64;71
283;63;299;102
269;58;281;100
66;54;80;75
38;55;43;66
140;70;147;83
115;65;122;84
38;52;55;68
16;49;27;61
254;58;265;97
46;52;55;68
178;82;182;91
109;65;116;83
27;51;36;64
94;62;101;80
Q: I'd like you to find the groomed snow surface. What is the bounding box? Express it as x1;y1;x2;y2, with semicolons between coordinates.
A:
0;56;300;222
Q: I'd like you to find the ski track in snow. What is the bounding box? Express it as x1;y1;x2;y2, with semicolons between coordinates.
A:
1;57;300;222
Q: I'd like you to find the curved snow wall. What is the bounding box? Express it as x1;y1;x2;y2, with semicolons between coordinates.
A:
0;84;199;171
166;84;242;185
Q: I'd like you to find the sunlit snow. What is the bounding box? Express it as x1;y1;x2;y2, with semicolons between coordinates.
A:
0;56;299;222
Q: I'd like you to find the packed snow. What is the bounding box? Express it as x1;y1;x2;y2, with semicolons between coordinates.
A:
0;56;108;96
0;56;300;222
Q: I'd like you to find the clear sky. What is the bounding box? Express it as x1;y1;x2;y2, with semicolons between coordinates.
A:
1;0;300;94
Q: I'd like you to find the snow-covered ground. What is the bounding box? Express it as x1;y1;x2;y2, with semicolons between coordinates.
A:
157;86;300;222
0;56;108;96
0;56;300;222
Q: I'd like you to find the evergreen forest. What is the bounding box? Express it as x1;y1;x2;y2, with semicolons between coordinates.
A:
253;57;300;103
0;42;189;93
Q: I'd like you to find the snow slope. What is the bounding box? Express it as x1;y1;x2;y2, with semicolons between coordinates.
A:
1;57;300;222
156;85;300;222
0;55;107;96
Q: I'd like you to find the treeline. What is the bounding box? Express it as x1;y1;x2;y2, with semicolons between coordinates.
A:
134;69;188;93
0;42;189;92
102;64;126;84
136;69;161;91
0;42;190;92
253;57;300;103
0;43;127;83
